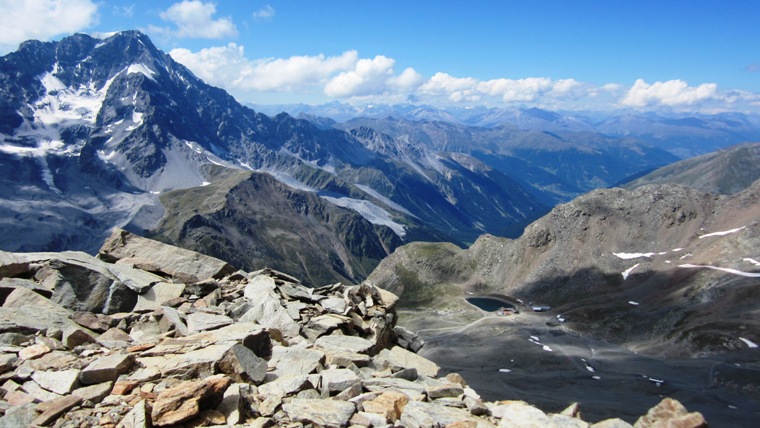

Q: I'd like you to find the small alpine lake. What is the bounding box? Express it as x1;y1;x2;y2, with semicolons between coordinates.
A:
465;295;517;312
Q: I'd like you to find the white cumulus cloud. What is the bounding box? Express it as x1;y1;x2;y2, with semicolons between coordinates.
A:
169;42;757;112
158;0;237;39
0;0;98;53
420;73;482;102
478;77;553;102
621;79;720;107
419;74;590;104
171;44;425;103
324;55;396;98
170;44;358;92
389;67;425;91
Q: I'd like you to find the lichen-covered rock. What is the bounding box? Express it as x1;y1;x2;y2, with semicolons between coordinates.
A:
150;374;231;426
634;398;707;428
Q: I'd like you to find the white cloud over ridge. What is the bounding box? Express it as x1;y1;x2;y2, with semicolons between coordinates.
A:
170;44;359;92
622;79;720;107
0;0;98;53
324;56;396;98
170;42;760;112
157;1;237;39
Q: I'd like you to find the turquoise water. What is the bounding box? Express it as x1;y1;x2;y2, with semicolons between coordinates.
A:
465;296;515;312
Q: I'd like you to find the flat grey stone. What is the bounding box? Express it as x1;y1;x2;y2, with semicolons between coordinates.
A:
400;401;489;428
186;312;233;333
99;228;235;283
383;346;440;378
320;297;347;314
79;353;134;385
118;399;150;428
239;293;300;338
492;401;551;427
128;319;162;344
0;402;37;428
107;263;165;294
22;379;61;402
72;381;113;404
96;328;132;349
362;377;426;394
31;369;81;395
314;335;374;355
243;275;276;300
320;368;361;394
0;277;52;298
258;374;312;399
268;345;325;378
160;343;234;379
133;282;185;312
283;398;355;427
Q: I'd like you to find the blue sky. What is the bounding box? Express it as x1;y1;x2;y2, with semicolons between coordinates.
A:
1;0;759;112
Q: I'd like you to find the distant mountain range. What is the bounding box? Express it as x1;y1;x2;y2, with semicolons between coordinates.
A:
2;30;758;285
251;102;760;159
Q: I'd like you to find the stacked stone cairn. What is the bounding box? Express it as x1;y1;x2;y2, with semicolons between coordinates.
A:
0;229;706;427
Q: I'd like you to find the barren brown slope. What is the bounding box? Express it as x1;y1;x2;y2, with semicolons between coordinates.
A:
369;180;760;357
625;141;760;195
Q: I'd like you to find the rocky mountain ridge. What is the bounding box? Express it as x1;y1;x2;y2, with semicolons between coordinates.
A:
625;141;760;195
147;166;403;286
0;30;547;283
334;117;678;204
0;229;707;427
369;176;760;357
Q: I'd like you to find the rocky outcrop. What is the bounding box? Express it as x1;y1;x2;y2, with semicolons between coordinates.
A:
0;231;704;426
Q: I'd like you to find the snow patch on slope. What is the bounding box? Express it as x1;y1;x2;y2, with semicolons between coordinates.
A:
127;64;157;81
678;264;760;278
699;226;746;239
613;252;666;260
33;72;105;126
321;195;406;237
257;170;407;236
622;263;640;280
355;184;416;217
